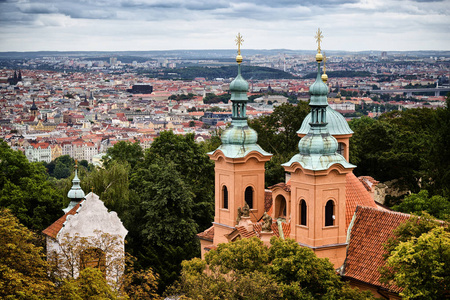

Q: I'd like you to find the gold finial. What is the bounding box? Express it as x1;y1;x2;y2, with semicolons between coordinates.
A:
75;159;78;168
91;186;94;193
322;52;328;82
322;52;328;83
235;33;244;64
315;28;324;62
315;28;323;53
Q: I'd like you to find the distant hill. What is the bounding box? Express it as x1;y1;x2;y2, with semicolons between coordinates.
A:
302;70;373;79
1;49;449;60
141;65;297;80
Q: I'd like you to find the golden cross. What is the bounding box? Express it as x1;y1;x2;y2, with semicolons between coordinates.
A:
323;52;327;73
91;186;94;193
315;28;323;53
235;33;244;55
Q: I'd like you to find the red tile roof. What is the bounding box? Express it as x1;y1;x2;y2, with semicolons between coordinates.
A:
42;202;82;239
342;206;410;294
268;182;291;192
345;173;378;229
197;226;214;242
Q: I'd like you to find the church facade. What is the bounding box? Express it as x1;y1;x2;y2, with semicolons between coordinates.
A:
198;36;407;299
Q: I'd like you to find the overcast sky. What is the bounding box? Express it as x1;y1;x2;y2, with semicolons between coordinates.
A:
0;0;449;52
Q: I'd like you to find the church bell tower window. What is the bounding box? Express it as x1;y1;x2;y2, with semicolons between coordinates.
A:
300;199;307;226
245;186;253;209
222;186;228;209
325;200;335;226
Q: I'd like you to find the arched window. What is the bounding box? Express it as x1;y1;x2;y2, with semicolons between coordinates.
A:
325;200;335;226
275;195;287;218
245;186;253;209
80;248;106;276
222;186;228;209
300;200;307;226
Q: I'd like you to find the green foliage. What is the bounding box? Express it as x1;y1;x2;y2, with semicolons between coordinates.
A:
381;213;445;262
132;160;198;247
125;132;214;291
81;161;131;216
144;65;296;80
384;227;450;299
0;209;55;299
349;105;450;197
57;267;118;300
141;131;214;231
104;141;144;170
203;92;230;104
173;237;374;299
0;140;64;230
393;190;450;220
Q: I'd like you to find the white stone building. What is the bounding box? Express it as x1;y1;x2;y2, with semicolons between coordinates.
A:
43;167;127;285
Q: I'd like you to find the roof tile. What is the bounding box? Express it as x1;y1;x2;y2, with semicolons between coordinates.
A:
42;202;82;239
343;206;410;293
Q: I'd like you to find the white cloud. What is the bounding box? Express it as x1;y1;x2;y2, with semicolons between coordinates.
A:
0;0;448;51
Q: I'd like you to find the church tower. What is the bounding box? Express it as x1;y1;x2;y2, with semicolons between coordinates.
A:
30;99;39;118
207;34;272;246
282;29;355;267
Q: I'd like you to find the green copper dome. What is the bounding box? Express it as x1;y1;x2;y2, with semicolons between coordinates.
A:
208;51;271;159
221;120;258;145
297;106;354;136
309;65;329;106
67;167;85;200
299;127;338;155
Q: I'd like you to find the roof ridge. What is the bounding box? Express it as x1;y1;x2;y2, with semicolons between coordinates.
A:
356;205;411;217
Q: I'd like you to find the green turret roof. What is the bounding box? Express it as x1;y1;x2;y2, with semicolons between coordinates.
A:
283;48;354;171
209;43;271;159
297;106;354;136
64;164;85;213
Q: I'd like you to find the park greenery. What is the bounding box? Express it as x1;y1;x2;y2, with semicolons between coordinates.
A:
1;97;450;297
169;237;374;299
380;213;450;299
143;65;296;80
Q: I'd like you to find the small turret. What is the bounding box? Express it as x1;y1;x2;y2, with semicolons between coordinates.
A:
63;161;86;213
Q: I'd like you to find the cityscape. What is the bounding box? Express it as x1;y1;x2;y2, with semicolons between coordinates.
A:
1;49;449;165
1;0;450;295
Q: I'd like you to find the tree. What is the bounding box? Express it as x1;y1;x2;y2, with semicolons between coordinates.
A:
139;131;214;231
383;227;450;299
0;209;55;299
393;190;450;220
349;106;448;198
80;161;131;216
129;159;200;291
56;267;119;300
172;237;374;299
0;140;64;230
104;141;144;169
53;155;75;179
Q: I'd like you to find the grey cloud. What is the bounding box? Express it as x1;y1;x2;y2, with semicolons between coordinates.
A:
18;3;58;14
